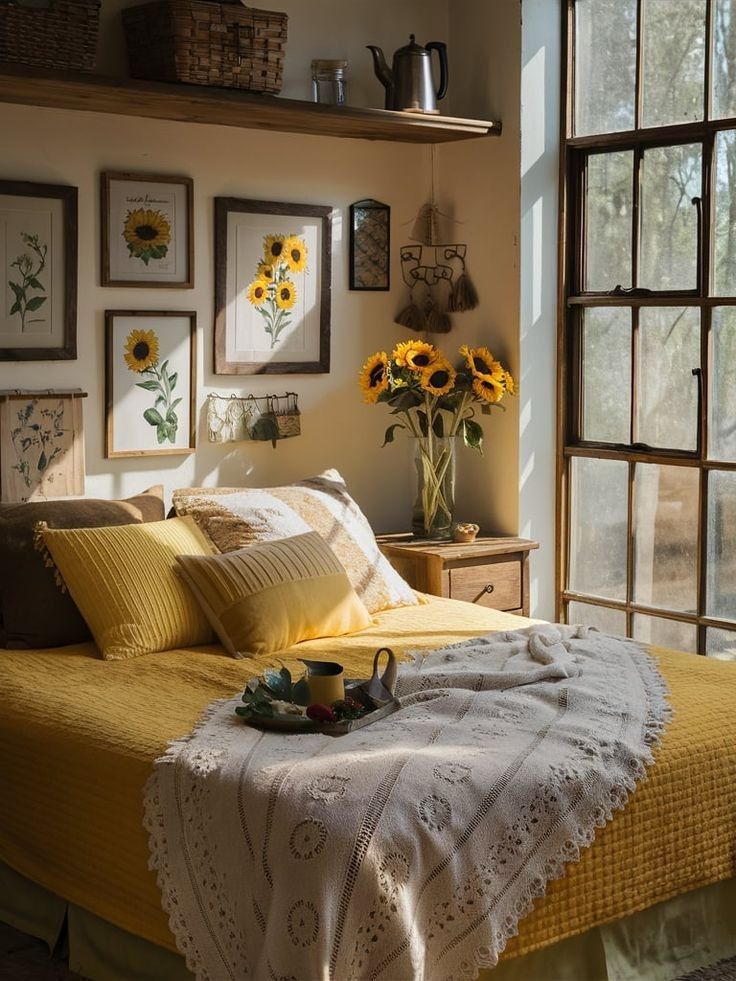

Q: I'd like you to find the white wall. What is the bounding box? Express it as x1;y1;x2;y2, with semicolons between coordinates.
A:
519;0;560;618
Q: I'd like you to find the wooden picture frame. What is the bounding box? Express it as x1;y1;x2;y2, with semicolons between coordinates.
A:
105;310;197;458
349;198;390;291
214;196;331;374
101;172;194;288
0;180;78;361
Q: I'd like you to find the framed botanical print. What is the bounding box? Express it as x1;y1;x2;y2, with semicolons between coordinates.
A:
349;198;390;291
214;197;331;374
101;172;193;288
105;310;196;458
0;180;78;361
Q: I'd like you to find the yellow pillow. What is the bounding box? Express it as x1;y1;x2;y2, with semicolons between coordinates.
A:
41;516;216;660
175;532;372;658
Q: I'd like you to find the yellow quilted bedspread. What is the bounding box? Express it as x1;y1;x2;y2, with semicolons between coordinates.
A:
1;597;735;966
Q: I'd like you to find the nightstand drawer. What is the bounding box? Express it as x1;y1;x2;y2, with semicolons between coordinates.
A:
448;560;521;610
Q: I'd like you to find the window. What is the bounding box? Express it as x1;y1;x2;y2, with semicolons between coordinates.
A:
558;0;736;658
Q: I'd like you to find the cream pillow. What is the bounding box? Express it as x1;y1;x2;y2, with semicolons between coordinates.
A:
172;469;418;615
40;516;216;660
175;531;372;658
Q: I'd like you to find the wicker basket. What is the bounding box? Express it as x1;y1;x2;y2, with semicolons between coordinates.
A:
0;0;101;72
122;0;287;93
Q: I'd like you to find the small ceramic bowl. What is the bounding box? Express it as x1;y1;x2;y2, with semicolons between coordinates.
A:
452;522;480;543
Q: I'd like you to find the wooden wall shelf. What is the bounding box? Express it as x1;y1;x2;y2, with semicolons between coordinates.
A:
0;64;502;144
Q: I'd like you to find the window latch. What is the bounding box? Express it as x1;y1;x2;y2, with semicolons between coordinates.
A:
607;285;654;297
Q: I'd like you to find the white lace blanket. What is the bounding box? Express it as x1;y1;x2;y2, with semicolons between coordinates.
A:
144;625;670;981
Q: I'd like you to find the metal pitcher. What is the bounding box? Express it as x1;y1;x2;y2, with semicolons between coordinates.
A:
367;34;448;113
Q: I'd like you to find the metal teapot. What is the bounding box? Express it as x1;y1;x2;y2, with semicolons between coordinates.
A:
367;35;448;113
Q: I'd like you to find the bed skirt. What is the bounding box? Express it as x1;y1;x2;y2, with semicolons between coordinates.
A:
1;859;735;981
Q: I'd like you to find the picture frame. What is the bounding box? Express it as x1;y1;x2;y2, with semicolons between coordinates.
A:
214;197;331;374
349;198;390;291
101;172;194;288
0;180;78;361
105;310;196;458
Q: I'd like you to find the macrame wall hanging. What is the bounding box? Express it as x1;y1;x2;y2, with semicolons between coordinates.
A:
396;145;479;334
207;393;300;449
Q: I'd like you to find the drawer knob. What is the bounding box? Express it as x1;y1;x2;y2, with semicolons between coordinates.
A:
483;583;495;594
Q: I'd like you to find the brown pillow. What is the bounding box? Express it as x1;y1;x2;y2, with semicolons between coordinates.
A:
0;486;164;650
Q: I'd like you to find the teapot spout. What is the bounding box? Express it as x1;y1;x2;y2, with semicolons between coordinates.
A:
367;45;393;90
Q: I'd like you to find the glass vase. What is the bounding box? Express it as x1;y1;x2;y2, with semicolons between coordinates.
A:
412;435;456;540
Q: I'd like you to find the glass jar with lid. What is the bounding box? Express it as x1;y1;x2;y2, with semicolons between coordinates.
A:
311;59;347;106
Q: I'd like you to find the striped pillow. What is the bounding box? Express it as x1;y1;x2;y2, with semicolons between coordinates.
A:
175;532;372;658
40;516;216;659
172;470;418;615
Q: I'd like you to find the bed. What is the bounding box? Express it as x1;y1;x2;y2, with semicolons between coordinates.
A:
1;594;736;980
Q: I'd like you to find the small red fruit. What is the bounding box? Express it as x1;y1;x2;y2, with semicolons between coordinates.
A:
306;703;336;722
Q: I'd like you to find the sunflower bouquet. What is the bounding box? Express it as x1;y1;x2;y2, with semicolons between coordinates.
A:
246;233;307;350
359;339;516;538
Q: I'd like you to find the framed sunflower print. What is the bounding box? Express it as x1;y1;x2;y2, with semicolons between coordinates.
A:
105;310;196;458
101;172;193;288
214;197;332;374
0;180;78;361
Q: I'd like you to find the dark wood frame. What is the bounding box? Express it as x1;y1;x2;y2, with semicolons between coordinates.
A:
0;180;77;361
557;0;736;653
349;198;390;291
100;172;194;288
104;310;197;458
214;197;332;375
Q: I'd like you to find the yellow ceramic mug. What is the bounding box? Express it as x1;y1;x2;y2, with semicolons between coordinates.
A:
300;659;345;705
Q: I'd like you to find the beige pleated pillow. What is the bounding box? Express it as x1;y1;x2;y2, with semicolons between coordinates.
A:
40;516;216;660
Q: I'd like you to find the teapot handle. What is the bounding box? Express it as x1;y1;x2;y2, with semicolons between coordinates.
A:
425;41;448;102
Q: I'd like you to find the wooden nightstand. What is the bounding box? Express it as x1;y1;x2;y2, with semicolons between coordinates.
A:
376;535;539;617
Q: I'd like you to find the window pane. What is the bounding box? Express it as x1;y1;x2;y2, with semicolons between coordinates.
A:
638;307;699;450
633;614;697;652
706;627;736;661
568;600;627;635
634;464;699;613
582;308;631;443
641;0;706;128
706;471;736;619
639;144;701;291
713;130;736;296
713;0;736;119
575;0;636;136
585;151;633;291
710;309;736;459
569;457;629;601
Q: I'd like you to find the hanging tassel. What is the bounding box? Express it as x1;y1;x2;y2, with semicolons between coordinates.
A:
449;269;480;312
32;520;68;592
410;202;441;246
425;303;452;334
395;302;427;332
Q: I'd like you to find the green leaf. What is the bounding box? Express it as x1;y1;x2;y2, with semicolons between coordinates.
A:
25;296;46;312
432;413;444;438
390;390;423;412
143;407;164;426
235;704;254;717
416;409;429;437
166;407;179;424
170;397;183;411
37;450;47;471
27;277;44;290
156;424;168;444
8;281;23;299
292;676;310;706
9;301;20;316
382;423;404;447
462;418;484;453
136;379;161;392
168;372;178;390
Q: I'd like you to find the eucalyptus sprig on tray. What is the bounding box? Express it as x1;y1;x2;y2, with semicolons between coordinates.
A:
235;667;310;721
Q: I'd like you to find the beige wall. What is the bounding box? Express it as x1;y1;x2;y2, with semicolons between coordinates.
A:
0;0;550;604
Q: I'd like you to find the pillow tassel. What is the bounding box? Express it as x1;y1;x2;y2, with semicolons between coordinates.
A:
33;521;67;593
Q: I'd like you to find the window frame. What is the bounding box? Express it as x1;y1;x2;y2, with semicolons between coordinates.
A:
557;0;736;652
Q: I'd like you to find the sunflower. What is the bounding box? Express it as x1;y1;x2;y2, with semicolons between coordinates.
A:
421;358;456;396
123;209;171;263
123;329;159;373
460;344;501;379
359;352;389;403
275;281;297;310
263;234;286;265
392;340;438;372
257;263;276;282
247;278;270;306
283;235;308;273
472;372;505;404
503;370;517;396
